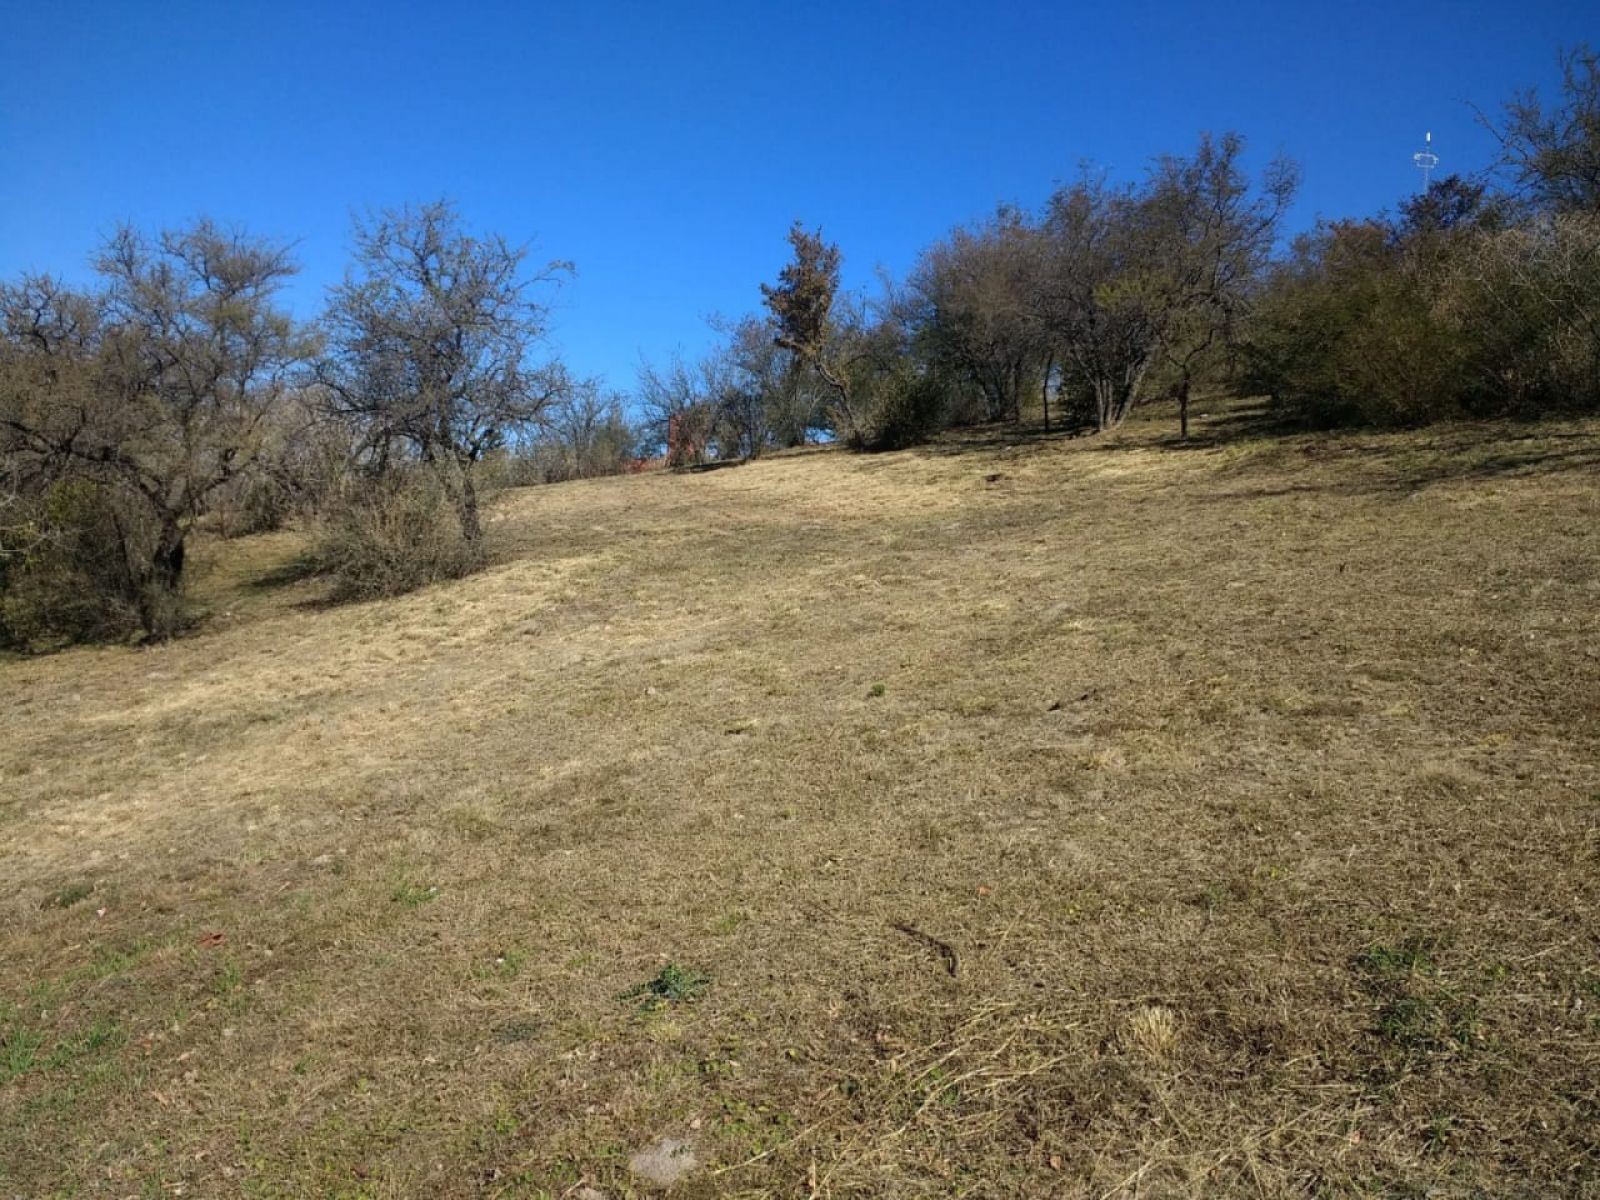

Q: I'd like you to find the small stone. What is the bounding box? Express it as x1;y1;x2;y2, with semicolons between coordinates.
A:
628;1136;699;1188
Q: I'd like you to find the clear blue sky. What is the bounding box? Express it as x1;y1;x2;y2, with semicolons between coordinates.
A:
0;1;1591;393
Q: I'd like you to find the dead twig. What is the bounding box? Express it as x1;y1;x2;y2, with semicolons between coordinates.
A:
891;921;959;977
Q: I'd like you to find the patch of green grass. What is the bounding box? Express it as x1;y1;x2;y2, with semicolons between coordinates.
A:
44;1020;123;1070
708;910;747;936
470;946;528;981
921;1064;963;1109
88;937;158;980
492;1021;539;1045
1357;934;1480;1060
390;881;438;907
1;1025;44;1083
716;1096;796;1154
211;957;244;996
40;880;94;910
1375;992;1480;1054
1424;1113;1459;1154
1358;937;1437;978
0;1015;122;1084
697;1051;741;1080
620;963;712;1010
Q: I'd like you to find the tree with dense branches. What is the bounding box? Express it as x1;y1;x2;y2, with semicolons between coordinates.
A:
1484;44;1600;214
0;222;308;636
1140;133;1298;437
320;201;572;544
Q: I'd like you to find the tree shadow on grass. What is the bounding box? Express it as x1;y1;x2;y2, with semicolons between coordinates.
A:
241;553;324;593
1201;423;1600;501
903;420;1093;460
893;395;1600;499
1060;398;1313;454
675;457;748;474
224;551;350;612
907;397;1301;461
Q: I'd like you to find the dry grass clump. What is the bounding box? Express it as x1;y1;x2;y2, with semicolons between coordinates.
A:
2;398;1598;1196
308;469;483;600
1122;1004;1180;1061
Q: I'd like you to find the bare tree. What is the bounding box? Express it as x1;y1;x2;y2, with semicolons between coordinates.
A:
1141;133;1298;437
714;316;775;458
637;352;714;467
0;222;308;634
320;201;572;543
735;319;818;449
527;381;639;482
1483;45;1600;214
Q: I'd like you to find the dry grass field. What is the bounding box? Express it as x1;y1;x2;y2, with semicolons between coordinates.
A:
3;400;1599;1198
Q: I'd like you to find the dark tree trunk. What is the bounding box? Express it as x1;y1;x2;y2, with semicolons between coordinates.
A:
1179;376;1191;440
1041;351;1054;433
127;516;189;639
152;519;186;591
457;471;482;544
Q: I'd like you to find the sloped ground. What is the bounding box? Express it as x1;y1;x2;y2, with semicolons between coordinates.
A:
2;400;1598;1198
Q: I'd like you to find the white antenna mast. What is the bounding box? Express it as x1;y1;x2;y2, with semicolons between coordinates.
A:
1412;130;1440;190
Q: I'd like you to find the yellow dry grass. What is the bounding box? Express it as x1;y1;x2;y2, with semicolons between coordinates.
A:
3;399;1599;1197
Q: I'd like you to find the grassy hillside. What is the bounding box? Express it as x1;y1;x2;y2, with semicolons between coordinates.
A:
3;401;1598;1198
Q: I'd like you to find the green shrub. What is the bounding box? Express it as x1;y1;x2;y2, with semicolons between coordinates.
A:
619;963;712;1010
1247;210;1600;425
857;371;951;452
0;480;177;651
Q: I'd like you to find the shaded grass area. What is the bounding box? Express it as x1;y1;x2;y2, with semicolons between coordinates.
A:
2;397;1598;1197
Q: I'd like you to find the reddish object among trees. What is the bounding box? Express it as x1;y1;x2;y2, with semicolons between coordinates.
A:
666;409;708;467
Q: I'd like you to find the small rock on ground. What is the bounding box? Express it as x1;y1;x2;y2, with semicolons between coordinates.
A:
628;1136;699;1188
